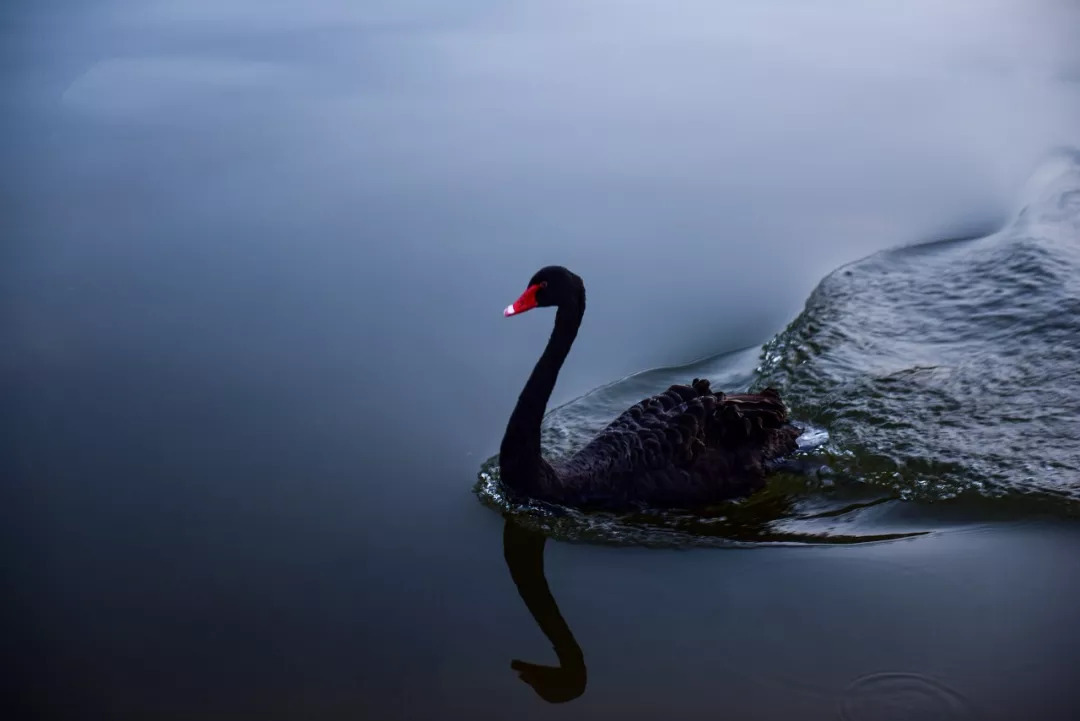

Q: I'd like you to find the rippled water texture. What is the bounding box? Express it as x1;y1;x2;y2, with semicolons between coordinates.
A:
757;149;1080;506
477;150;1080;545
839;672;974;721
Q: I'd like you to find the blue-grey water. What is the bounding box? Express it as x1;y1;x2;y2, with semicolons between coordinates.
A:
4;2;1080;720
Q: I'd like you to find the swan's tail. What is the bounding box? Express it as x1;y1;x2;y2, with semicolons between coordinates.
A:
706;387;799;454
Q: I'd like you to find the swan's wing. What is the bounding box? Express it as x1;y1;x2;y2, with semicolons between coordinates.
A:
599;378;713;435
556;380;708;480
561;381;796;481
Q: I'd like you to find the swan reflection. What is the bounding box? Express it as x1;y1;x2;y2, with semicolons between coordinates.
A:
502;517;587;703
498;512;923;706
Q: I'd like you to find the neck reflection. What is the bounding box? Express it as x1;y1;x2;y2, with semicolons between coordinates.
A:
502;517;587;704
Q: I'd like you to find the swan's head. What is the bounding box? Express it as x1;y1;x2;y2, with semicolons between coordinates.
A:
504;266;584;317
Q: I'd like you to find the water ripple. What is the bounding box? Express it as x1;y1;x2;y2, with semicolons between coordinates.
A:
839;672;974;721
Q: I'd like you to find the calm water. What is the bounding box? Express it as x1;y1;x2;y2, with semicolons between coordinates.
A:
5;2;1080;719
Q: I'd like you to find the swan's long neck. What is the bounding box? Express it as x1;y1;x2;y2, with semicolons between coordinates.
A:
500;300;584;492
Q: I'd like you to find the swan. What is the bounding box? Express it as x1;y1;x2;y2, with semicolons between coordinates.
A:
499;266;800;509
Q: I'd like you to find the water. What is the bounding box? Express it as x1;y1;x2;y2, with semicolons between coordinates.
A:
5;2;1080;719
759;151;1080;500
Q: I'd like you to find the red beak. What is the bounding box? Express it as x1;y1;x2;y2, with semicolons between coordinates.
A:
504;283;544;317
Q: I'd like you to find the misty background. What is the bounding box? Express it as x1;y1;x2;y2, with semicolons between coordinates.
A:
6;3;1080;424
4;0;1080;525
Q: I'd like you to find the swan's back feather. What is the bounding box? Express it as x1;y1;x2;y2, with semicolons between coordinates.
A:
551;379;799;508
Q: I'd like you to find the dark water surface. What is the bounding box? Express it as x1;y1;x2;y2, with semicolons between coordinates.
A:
5;2;1080;719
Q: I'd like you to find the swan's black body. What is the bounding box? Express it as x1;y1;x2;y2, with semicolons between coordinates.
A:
500;266;800;510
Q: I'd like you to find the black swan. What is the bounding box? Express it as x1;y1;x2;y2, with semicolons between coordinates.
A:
499;266;800;509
